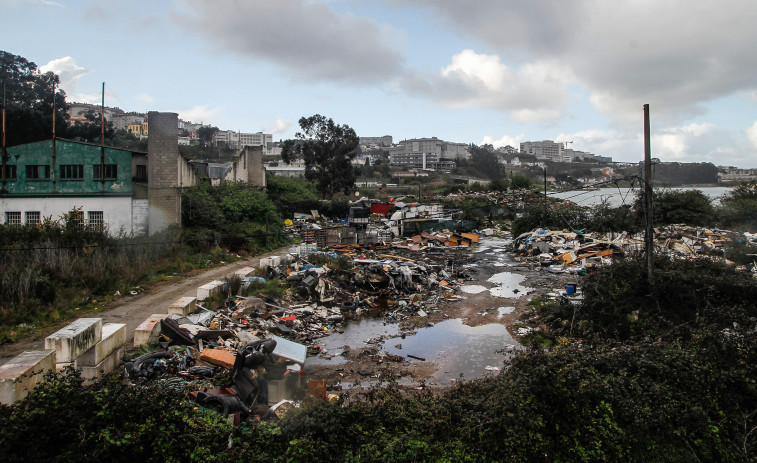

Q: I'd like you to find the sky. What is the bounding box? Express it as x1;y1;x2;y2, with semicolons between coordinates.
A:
2;0;757;167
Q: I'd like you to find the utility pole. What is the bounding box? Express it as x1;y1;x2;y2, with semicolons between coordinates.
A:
1;81;6;190
643;104;654;285
543;166;547;204
100;82;106;192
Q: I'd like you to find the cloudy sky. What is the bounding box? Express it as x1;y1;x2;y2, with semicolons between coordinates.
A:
3;0;757;166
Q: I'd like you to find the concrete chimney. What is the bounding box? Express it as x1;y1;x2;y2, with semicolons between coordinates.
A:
147;112;180;235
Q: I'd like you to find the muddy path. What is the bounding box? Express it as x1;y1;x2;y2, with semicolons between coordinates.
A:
0;247;290;365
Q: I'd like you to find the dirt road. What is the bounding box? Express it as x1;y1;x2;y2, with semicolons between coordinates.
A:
0;246;290;365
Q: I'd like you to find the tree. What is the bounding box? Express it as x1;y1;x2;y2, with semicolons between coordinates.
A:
64;117;115;143
633;188;715;226
280;114;359;198
0;50;68;146
510;174;534;190
196;125;218;148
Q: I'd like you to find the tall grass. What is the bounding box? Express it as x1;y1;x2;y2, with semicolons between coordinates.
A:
0;219;228;343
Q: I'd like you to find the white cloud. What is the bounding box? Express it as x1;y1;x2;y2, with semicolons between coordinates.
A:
510;109;561;123
745;121;757;149
264;117;292;135
39;56;90;101
174;0;404;84
402;50;572;121
553;123;752;166
136;93;154;104
400;1;757;125
480;133;524;149
176;105;219;124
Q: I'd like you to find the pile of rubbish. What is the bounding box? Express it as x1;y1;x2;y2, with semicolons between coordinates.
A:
513;225;757;274
513;229;621;274
125;234;482;422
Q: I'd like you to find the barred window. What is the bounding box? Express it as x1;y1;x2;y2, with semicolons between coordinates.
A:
26;165;50;180
93;164;117;180
25;211;41;225
88;211;104;230
3;165;17;180
135;164;147;181
5;212;21;225
60;164;84;179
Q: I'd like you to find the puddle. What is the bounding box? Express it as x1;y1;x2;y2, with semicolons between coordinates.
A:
487;271;532;298
314;318;399;351
461;285;489;294
384;319;517;382
306;317;519;383
497;306;515;317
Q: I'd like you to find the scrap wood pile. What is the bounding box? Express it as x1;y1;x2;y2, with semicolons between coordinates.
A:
514;225;757;274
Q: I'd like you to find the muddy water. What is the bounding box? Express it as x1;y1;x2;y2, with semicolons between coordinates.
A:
305;237;527;384
306;316;518;383
383;319;517;382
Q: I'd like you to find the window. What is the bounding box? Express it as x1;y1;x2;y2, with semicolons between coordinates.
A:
25;211;40;225
135;164;147;182
2;165;17;180
26;165;50;180
93;164;118;180
5;212;21;225
88;211;103;230
60;164;83;180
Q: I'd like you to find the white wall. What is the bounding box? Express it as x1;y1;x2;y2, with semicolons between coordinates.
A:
0;196;144;236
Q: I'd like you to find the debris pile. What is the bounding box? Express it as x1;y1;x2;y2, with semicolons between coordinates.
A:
513;225;757;274
116;232;482;422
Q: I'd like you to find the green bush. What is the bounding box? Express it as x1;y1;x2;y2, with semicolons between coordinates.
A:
534;256;757;343
718;182;757;230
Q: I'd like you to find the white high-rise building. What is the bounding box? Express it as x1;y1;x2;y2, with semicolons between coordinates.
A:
213;130;273;154
519;140;567;162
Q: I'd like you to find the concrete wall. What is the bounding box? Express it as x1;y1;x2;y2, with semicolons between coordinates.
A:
147;112;181;235
131;199;149;235
0;196;140;234
3;140;134;195
223;146;266;188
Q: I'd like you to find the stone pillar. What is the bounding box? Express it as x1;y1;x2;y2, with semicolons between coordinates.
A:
147;112;180;235
245;146;267;189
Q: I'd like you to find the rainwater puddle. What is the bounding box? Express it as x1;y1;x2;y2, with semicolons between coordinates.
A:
384;319;517;382
461;285;489;294
487;271;532;298
307;318;399;365
306;317;519;382
497;306;515;317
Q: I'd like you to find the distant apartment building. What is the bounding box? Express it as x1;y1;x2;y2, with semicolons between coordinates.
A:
68;102;124;124
389;137;467;171
213;130;273;154
718;167;757;183
359;135;393;146
113;112;147;131
520;140;567;162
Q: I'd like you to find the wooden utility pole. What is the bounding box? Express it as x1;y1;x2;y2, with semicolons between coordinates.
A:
643;104;654;284
543;166;547;204
100;82;106;191
1;81;6;188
